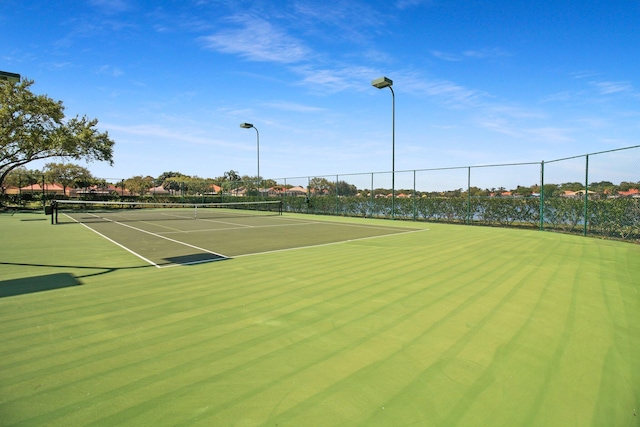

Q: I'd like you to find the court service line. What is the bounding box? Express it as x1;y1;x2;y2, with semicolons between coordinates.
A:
65;214;162;268
155;220;322;235
275;215;423;232
67;213;229;267
197;217;255;228
107;217;230;265
155;218;422;236
234;228;427;259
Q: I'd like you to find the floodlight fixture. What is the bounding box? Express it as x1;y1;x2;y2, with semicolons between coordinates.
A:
371;76;393;89
0;71;21;84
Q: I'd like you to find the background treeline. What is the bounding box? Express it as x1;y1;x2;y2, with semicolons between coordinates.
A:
2;164;638;242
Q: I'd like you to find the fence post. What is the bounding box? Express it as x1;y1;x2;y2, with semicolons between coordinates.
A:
584;155;589;237
413;170;417;221
539;161;544;231
336;175;339;216
370;173;374;218
467;167;471;225
307;177;311;214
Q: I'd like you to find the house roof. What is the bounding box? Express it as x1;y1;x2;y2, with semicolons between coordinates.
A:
288;186;306;193
618;188;640;196
20;183;65;191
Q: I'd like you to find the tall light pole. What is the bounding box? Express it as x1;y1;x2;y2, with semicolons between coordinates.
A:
240;123;260;194
372;76;395;219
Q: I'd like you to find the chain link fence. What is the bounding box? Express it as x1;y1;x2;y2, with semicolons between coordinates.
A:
3;146;637;242
275;145;639;243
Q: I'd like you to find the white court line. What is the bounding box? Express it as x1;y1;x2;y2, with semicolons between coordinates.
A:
234;228;427;258
156;221;319;235
196;217;255;228
65;214;162;267
64;213;228;268
155;216;422;235
274;215;421;232
66;212;427;266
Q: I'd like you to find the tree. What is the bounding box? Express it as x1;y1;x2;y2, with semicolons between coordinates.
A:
157;172;187;194
156;171;183;187
335;180;357;196
223;170;241;182
559;182;584;192
240;175;261;196
0;78;114;194
260;178;277;188
1;167;41;193
43;162;93;195
513;185;533;197
309;177;333;195
124;175;154;196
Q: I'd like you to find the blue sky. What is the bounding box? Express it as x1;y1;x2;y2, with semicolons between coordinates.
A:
2;0;639;190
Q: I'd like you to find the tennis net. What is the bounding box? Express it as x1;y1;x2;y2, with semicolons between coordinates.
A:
52;200;282;224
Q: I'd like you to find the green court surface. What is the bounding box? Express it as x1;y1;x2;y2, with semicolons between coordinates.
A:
1;211;639;426
56;208;422;267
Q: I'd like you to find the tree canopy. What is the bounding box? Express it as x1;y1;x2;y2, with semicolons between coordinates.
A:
0;78;115;190
44;162;93;193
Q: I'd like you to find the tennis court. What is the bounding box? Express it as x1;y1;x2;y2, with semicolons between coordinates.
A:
2;210;639;426
54;200;423;267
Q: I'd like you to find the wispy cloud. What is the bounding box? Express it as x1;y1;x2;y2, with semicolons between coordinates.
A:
294;64;378;93
395;0;433;9
523;127;575;142
475;117;574;142
291;1;385;42
431;47;509;62
200;15;310;63
590;80;633;95
88;0;131;14
261;101;325;113
402;75;485;107
106;123;233;148
462;47;509;59
430;50;463;62
97;65;124;77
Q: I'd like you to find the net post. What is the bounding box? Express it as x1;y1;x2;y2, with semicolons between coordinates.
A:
52;200;58;224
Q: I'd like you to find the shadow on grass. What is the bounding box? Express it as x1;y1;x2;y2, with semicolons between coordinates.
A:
0;273;82;298
162;253;228;266
0;260;154;281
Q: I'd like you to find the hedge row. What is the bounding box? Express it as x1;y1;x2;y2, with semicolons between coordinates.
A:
284;195;640;242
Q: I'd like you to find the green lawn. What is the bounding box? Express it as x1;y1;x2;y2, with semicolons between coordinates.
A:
1;211;639;426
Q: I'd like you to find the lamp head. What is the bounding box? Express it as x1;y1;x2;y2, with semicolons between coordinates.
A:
0;71;21;83
240;123;254;129
372;76;393;89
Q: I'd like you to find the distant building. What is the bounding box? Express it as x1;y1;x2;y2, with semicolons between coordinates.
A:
19;183;70;196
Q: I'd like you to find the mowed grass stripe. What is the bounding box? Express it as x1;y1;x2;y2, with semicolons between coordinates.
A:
5;227;492;424
0;226;584;422
0;234;412;402
5;236;476;426
245;236;564;426
97;237;516;422
1;214;639;426
11;227;536;424
0;225;424;359
1;232;427;379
